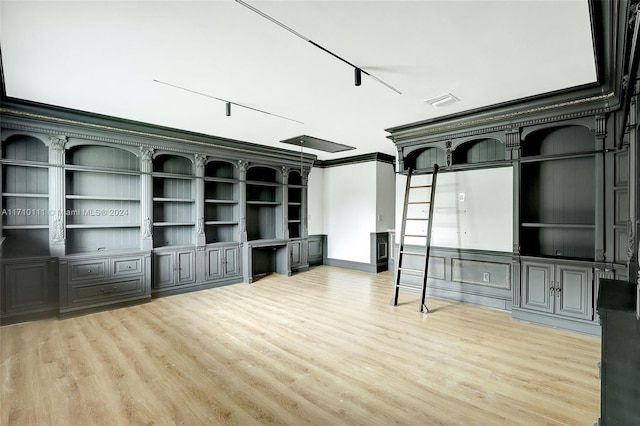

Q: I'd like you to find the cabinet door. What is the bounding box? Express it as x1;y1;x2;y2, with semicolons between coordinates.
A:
154;252;176;288
176;250;195;285
206;248;223;280
3;260;56;314
290;240;302;267
521;262;554;314
555;265;592;320
223;246;240;277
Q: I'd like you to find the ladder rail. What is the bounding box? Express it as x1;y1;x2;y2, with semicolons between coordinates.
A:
420;164;439;313
391;164;440;313
391;168;414;305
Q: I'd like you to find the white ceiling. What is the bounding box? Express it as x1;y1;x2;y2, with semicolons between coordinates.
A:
1;0;597;160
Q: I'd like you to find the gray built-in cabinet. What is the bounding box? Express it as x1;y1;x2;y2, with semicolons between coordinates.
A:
389;112;630;335
0;100;315;324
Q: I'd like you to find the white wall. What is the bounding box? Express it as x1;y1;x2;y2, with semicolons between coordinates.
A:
376;161;396;232
395;166;513;252
307;167;324;235
324;162;377;263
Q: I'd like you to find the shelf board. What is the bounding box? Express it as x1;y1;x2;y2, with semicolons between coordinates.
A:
204;199;238;204
2;193;48;198
152;172;194;180
521;223;596;229
205;221;238;226
66;195;140;201
2;225;49;230
246;201;281;206
288;220;302;223
1;159;50;168
153;222;195;227
288;184;304;189
153;197;195;203
288;202;302;206
246;180;281;187
66;224;141;229
519;150;598;164
65;164;140;175
204;177;238;184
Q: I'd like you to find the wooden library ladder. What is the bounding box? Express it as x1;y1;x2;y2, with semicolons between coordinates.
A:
390;165;439;313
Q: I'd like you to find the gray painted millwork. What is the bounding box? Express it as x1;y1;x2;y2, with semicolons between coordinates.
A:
386;0;640;337
0;100;315;321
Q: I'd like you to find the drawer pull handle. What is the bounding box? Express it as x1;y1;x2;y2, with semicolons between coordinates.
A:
100;287;117;293
127;266;132;269
87;270;91;273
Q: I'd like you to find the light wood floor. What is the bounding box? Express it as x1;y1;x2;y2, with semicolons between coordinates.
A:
1;266;600;425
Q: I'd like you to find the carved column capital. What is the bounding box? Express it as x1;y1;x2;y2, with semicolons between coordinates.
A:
48;135;67;151
194;153;207;169
139;147;154;162
238;159;248;173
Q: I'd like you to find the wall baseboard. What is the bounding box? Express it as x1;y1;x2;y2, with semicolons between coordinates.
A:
325;258;378;273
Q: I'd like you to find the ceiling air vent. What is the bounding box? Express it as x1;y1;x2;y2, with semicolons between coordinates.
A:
424;93;460;108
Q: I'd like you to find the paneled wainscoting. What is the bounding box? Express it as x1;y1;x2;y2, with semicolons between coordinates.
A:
1;266;600;425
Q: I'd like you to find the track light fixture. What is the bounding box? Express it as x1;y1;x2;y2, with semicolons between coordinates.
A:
153;79;304;124
235;0;402;95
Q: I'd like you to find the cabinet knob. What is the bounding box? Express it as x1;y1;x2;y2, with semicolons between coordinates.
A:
549;286;555;293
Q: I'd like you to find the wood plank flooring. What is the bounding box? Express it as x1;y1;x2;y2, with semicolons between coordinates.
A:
1;266;601;425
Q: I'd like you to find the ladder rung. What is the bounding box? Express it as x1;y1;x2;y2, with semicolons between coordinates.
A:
407;201;430;204
398;267;424;275
406;218;429;221
396;284;422;290
400;250;426;256
403;234;428;238
410;185;432;189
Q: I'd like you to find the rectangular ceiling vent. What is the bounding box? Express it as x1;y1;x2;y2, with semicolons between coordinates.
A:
424;93;460;108
280;135;355;153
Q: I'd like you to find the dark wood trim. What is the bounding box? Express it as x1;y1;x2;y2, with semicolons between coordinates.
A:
313;152;395;168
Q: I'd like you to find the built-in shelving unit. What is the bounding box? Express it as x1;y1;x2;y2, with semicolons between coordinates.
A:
520;126;596;261
65;145;141;254
287;170;303;239
152;154;195;248
204;160;239;243
246;166;282;241
1;135;50;257
1;99;316;322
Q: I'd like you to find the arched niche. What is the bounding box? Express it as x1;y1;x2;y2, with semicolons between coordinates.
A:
153;153;193;175
246;165;282;183
205;160;236;179
288;169;302;186
2;134;48;162
522;125;594;157
405;147;445;171
66;144;139;171
452;138;505;164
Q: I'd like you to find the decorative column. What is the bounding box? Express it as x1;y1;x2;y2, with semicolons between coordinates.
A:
139;147;154;250
505;128;522;308
238;160;248;243
194;154;206;247
48;135;67;257
595;114;607;264
301;167;309;239
282;166;289;240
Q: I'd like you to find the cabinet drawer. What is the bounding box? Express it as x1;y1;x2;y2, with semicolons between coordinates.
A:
71;278;144;304
69;260;108;282
112;257;142;277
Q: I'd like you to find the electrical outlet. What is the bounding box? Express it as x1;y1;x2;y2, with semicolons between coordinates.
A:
459;193;465;202
483;272;490;282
